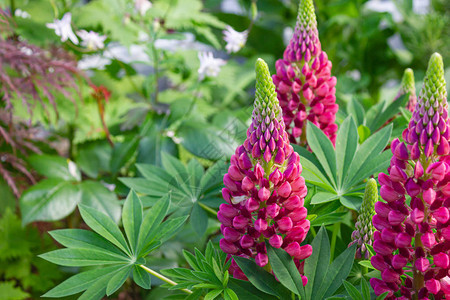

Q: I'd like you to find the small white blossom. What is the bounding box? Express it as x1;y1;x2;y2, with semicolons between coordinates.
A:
15;9;30;19
135;0;152;16
223;26;248;53
46;13;79;45
231;195;248;205
20;47;33;56
77;30;107;50
67;160;80;180
197;52;226;81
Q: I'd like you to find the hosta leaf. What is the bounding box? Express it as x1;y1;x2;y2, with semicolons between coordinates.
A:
78;204;131;256
20;179;82;225
42;265;121;297
122;191;143;253
39;248;129;267
28;154;80;181
79;181;121;223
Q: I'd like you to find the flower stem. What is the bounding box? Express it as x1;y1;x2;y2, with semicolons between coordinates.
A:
139;264;193;295
198;202;218;216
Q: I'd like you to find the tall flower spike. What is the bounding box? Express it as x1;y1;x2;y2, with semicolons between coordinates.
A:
371;53;450;299
396;68;417;112
219;58;311;285
273;0;338;146
349;178;377;259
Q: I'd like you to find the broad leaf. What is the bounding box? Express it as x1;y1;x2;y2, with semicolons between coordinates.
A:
79;181;121;223
28;154;80;181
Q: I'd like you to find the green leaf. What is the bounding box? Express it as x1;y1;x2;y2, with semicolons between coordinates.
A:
204;289;223;300
304;226;330;299
76;140;112;178
78;204;131;256
0;281;29;300
28;154;80;181
343;280;363;300
265;243;305;298
224;288;239;300
136;195;170;256
190;203;208;236
233;256;283;297
310;212;348;226
311;192;339;205
39;248;129;267
343;124;392;190
376;292;389;300
358;260;375;269
110;136;140;174
79;181;121;223
227;278;279;300
357;125;371;143
133;265;151;289
42;265;121;297
306;122;337;188
346;98;365;126
361;277;370;300
340;195;363;211
122;191;143;253
317;244;357;299
78;273;110;300
367;94;408;132
49;229;126;257
335;116;358;187
20;179;81;225
154;216;189;243
106;264;132;296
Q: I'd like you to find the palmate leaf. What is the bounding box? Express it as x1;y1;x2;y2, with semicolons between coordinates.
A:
297;116;392;210
120;154;225;237
40;191;186;299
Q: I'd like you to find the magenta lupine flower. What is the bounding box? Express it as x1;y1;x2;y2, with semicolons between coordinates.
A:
370;53;450;299
272;0;338;146
219;58;311;285
396;68;417;112
349;178;377;259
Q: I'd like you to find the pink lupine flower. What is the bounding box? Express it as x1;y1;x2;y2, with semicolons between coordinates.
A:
272;0;338;146
219;58;310;284
370;53;450;299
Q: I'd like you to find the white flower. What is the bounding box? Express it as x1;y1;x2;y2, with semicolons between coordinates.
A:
77;30;107;50
20;47;33;56
223;26;248;53
77;54;111;70
197;52;226;81
46;13;79;44
15;9;30;19
67;160;80;180
135;0;152;16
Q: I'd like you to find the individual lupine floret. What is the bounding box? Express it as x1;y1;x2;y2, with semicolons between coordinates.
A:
218;58;311;285
272;0;338;146
370;53;450;299
349;178;377;259
396;68;417;112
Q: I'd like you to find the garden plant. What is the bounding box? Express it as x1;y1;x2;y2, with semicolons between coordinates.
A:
1;0;450;299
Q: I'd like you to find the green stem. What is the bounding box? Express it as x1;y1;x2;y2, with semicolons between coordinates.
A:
10;0;15;15
139;265;193;295
198;202;217;216
329;222;339;262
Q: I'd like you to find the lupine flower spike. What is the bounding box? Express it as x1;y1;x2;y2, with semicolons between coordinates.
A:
349;178;377;259
272;0;338;146
370;53;450;299
396;68;417;112
219;58;311;285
